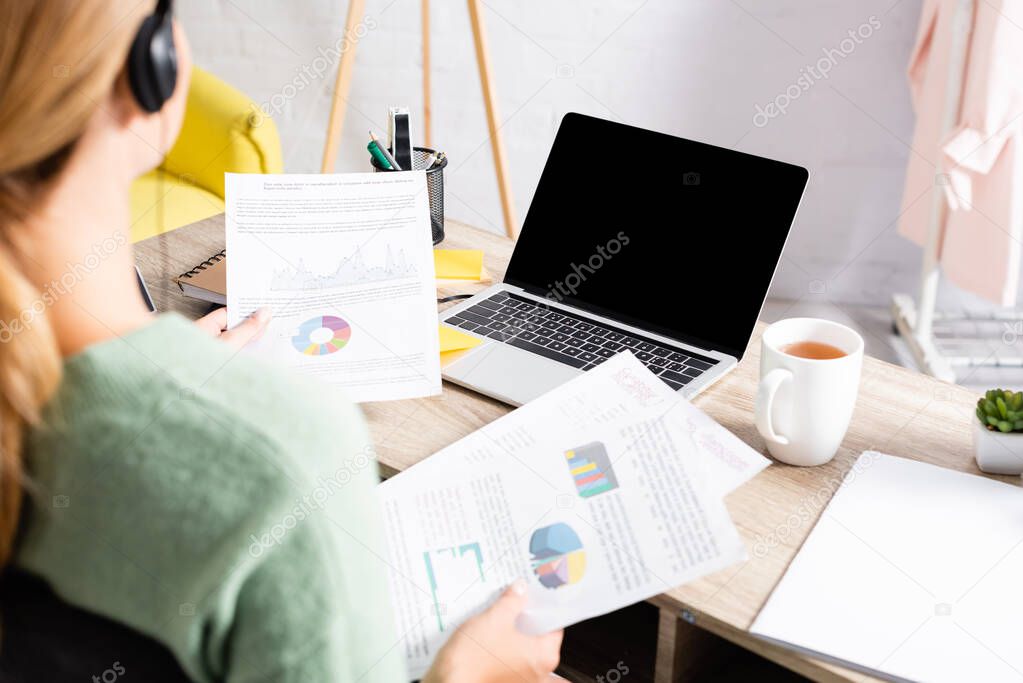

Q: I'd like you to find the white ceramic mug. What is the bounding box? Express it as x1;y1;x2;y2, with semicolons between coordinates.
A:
754;318;864;466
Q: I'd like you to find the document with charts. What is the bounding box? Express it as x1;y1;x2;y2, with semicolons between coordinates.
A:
379;352;768;679
225;172;440;402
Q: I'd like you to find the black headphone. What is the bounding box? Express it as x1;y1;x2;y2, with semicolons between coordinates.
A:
127;0;177;113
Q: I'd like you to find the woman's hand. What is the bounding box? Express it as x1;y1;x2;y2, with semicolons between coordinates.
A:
423;581;563;683
193;307;270;348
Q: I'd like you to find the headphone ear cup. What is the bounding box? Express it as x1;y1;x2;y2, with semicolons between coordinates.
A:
127;14;178;113
149;19;178;105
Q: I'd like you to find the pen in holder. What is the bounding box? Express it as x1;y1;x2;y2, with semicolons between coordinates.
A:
370;146;447;245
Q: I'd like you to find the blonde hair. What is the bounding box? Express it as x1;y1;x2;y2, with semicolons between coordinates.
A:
0;0;147;563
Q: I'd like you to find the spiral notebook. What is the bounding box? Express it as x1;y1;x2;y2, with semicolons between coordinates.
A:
174;250;226;305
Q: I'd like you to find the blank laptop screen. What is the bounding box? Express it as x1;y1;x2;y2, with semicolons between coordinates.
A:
504;113;808;359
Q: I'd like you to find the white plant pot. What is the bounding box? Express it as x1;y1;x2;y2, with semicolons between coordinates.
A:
973;420;1023;475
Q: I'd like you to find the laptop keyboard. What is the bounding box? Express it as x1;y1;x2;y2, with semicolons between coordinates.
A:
442;291;718;391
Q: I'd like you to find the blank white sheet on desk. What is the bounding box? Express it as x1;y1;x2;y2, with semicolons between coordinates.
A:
751;451;1023;683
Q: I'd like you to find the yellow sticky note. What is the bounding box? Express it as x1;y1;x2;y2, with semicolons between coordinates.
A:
439;324;482;364
434;249;484;280
439;324;483;353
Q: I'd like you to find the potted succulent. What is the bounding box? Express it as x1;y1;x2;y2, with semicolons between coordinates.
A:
974;389;1023;475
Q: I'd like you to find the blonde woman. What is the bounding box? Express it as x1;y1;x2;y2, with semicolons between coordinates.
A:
0;1;562;681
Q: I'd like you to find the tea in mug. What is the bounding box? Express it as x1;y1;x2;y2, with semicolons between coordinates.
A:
780;340;847;360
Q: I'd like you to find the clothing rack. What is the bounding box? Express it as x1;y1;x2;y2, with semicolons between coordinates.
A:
889;0;1009;383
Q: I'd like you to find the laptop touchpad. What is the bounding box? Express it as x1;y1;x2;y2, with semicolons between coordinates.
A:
445;342;582;406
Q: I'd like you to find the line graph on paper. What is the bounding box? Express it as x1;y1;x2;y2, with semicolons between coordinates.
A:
269;245;418;291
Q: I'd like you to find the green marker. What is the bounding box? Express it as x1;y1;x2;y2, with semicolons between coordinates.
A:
367;139;393;170
369;130;402;170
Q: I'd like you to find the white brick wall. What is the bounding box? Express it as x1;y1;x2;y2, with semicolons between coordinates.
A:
177;0;949;307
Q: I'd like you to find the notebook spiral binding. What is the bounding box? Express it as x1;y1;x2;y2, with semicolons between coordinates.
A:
178;249;226;280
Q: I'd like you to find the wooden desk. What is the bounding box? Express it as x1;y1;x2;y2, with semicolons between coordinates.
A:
136;214;1016;683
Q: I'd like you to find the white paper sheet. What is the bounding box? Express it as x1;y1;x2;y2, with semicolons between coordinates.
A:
225;172;440;402
380;352;765;679
751;451;1023;683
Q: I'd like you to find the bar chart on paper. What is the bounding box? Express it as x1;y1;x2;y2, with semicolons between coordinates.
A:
565;442;619;498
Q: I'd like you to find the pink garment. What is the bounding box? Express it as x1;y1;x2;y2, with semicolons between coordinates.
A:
898;0;1023;306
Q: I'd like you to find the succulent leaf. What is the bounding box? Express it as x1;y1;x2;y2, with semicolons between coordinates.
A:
978;389;1023;431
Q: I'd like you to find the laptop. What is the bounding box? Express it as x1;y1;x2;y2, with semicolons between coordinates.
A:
441;113;808;406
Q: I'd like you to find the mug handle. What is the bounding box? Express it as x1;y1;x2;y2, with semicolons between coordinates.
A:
755;368;792;446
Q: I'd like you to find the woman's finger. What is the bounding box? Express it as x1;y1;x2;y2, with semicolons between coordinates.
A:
487;580;528;625
536;629;563;673
193;307;228;336
218;308;271;348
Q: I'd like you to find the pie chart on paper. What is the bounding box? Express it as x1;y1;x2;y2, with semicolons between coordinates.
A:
529;522;586;590
291;315;352;355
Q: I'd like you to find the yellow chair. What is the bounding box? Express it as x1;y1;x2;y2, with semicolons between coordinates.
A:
129;66;283;243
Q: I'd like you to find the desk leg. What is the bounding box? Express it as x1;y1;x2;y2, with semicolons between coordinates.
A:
654;606;727;682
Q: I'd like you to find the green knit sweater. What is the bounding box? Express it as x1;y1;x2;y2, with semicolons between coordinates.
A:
14;314;406;682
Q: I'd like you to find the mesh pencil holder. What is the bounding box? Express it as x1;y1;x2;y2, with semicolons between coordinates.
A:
371;146;447;244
